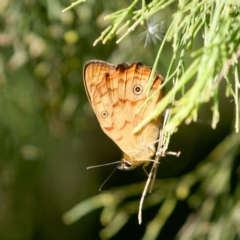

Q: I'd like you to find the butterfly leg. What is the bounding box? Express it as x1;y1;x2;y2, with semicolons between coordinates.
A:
156;149;181;157
142;165;149;176
165;151;181;157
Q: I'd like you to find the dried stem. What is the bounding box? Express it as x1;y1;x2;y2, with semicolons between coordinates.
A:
138;99;173;224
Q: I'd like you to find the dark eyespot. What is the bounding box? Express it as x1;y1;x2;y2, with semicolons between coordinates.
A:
133;84;143;95
124;161;132;168
101;111;108;118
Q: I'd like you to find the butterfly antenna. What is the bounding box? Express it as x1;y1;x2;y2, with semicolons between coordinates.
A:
99;164;119;191
87;161;121;169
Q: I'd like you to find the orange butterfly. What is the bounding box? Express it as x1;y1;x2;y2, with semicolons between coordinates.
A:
83;60;164;171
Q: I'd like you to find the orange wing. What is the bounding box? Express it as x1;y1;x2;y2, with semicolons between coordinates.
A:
83;60;164;166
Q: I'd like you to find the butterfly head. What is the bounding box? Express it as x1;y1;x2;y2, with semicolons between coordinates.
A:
118;154;138;170
118;154;150;171
118;159;135;171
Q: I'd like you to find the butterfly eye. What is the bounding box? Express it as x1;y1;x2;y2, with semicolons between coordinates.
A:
124;161;132;168
101;111;108;118
133;84;143;95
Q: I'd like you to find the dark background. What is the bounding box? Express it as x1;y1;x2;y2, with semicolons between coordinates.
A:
0;0;235;239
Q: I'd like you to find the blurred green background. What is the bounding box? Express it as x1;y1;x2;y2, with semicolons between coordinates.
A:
0;0;235;239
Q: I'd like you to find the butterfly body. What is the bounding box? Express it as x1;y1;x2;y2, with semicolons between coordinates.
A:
83;60;164;170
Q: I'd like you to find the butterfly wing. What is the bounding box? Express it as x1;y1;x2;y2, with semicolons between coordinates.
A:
83;60;139;153
107;63;164;160
83;60;164;162
115;62;164;159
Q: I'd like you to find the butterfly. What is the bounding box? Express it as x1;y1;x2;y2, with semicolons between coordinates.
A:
83;60;164;171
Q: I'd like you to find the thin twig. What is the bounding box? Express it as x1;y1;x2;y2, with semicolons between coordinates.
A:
211;48;240;91
138;103;172;224
62;0;85;13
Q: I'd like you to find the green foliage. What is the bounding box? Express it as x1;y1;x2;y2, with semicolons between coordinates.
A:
93;0;240;135
64;129;240;239
0;0;239;239
62;0;240;239
65;0;240;150
0;0;113;239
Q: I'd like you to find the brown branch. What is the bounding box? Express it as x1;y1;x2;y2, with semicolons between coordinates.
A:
212;47;240;91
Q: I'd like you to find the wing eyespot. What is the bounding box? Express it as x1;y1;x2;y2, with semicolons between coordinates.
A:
101;111;108;118
133;84;143;95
